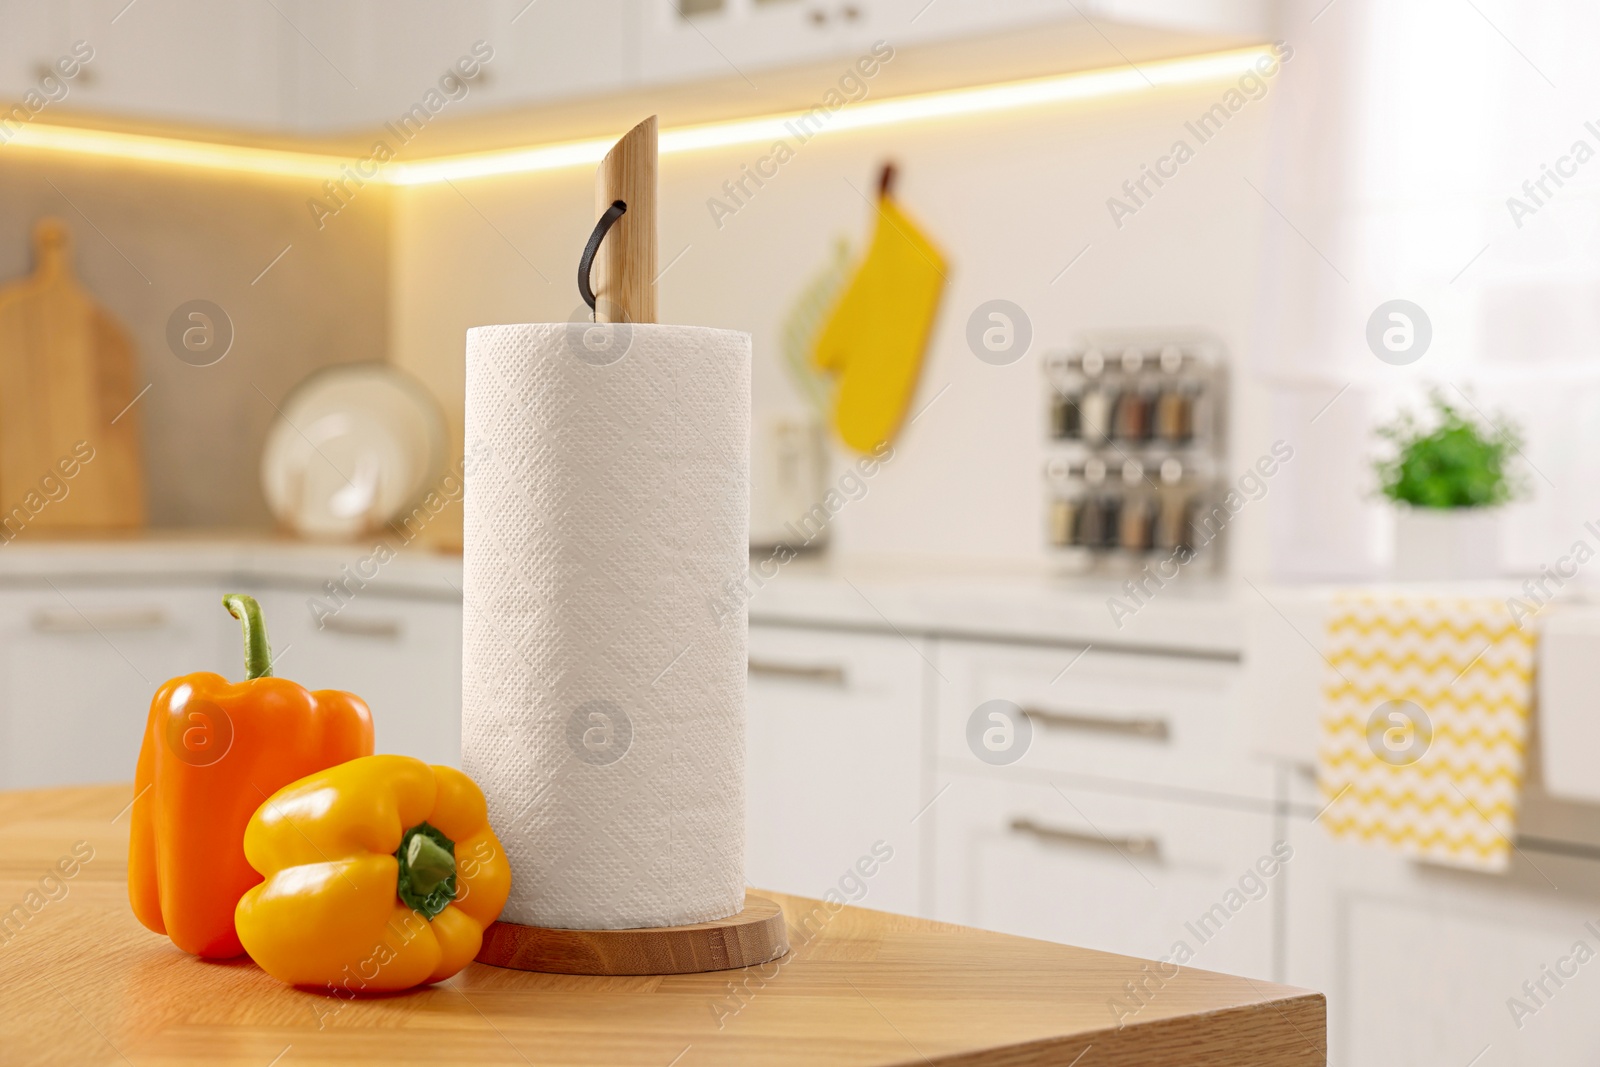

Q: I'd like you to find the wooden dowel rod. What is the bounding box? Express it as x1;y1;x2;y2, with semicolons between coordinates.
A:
593;116;658;325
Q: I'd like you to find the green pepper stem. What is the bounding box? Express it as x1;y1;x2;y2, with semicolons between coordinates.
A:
395;822;458;919
405;834;456;899
223;593;273;680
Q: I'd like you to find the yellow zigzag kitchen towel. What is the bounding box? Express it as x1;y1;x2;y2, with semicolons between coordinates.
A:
1317;594;1535;873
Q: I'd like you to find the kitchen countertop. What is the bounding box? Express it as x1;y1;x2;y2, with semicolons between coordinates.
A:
745;555;1243;657
5;784;1323;1066
0;533;464;599
0;537;1244;656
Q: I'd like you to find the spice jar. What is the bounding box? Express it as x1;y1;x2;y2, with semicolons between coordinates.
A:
1114;388;1153;442
1051;391;1082;439
1080;386;1113;442
1049;497;1079;547
1156;491;1194;553
1074;496;1104;548
1119;495;1154;552
1156;386;1193;443
1097;494;1123;550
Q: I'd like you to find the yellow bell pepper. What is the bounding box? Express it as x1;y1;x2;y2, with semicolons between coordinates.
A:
235;754;510;992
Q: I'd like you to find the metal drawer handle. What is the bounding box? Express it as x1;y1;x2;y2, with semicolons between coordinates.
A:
1023;706;1170;741
747;659;846;686
32;608;168;633
321;615;403;639
1009;817;1161;859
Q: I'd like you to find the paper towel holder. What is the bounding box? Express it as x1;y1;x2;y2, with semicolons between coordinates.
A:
578;199;628;317
475;895;790;975
472;115;788;977
588;115;659;326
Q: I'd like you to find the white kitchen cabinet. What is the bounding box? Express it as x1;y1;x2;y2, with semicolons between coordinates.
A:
273;0;398;134
0;0;1273;133
745;622;927;915
635;0;1079;86
0;2;66;103
1082;0;1270;36
871;0;1272;39
260;0;633;133
0;583;228;789
1285;785;1600;1067
3;0;631;135
476;0;634;115
933;772;1279;981
255;588;463;767
936;637;1272;800
41;1;284;130
636;0;1271;89
637;0;874;86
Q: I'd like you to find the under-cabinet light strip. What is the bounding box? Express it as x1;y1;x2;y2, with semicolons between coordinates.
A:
0;46;1272;186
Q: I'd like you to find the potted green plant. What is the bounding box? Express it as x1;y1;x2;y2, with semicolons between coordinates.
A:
1373;389;1526;580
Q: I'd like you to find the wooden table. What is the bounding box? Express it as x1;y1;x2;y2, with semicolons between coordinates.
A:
0;785;1325;1066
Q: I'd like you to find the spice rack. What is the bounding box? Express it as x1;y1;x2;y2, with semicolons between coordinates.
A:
1043;336;1227;572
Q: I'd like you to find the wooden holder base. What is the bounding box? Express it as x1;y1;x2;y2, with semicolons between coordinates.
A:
475;895;789;975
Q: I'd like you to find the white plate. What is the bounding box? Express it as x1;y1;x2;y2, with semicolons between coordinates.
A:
261;364;448;540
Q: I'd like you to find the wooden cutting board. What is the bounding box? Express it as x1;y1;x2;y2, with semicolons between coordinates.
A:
0;218;145;532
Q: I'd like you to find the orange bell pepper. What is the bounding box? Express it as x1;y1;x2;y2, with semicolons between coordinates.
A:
128;593;374;958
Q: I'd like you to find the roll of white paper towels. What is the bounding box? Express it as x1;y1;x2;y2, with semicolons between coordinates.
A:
461;321;750;930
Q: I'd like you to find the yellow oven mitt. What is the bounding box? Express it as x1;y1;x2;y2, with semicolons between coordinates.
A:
811;168;947;453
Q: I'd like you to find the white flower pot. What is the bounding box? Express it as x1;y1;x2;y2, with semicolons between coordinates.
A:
1392;507;1502;580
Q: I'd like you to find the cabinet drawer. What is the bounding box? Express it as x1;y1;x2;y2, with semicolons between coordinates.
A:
934;774;1280;981
1284;799;1600;1067
746;624;926;916
936;639;1272;799
258;590;462;767
0;584;227;788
